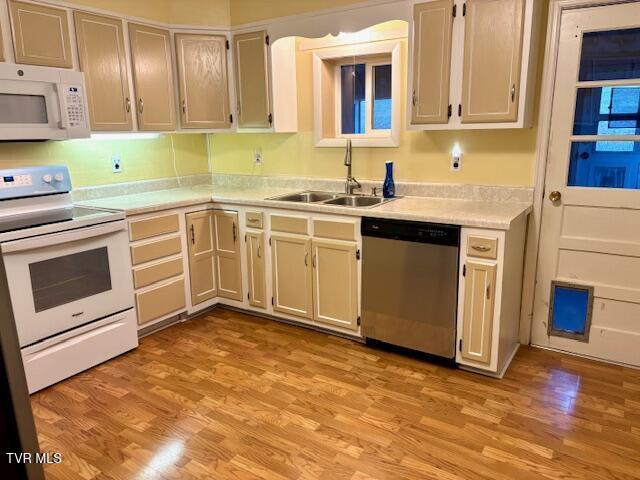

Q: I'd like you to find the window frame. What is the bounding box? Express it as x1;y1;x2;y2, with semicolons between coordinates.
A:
312;40;401;148
334;58;392;139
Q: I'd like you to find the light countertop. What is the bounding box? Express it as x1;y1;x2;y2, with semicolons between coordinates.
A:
78;184;532;230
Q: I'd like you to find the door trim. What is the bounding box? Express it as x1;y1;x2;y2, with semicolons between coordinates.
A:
520;0;640;345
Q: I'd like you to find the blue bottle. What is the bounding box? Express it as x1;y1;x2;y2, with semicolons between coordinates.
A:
383;161;395;198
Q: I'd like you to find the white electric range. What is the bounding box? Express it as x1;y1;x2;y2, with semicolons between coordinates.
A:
0;165;138;393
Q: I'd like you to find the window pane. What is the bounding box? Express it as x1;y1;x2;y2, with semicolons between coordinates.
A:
579;28;640;81
549;283;592;340
573;86;640;135
373;64;392;130
341;64;366;134
568;141;640;189
29;247;112;312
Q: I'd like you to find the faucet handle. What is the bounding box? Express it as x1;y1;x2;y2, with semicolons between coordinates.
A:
371;186;378;196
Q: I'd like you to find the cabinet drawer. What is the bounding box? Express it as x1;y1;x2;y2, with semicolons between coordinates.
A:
136;278;186;324
271;214;308;235
467;235;498;260
133;257;183;289
313;219;356;241
131;236;182;265
129;213;179;241
245;211;263;229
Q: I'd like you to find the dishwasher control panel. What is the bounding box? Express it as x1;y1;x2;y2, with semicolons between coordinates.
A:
361;217;460;246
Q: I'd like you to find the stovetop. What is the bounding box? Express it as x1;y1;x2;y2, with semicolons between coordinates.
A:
0;206;110;234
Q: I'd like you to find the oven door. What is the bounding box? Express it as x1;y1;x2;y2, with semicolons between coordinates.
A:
1;220;134;348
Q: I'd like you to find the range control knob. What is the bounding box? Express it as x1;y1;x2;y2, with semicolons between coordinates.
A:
54;173;64;182
42;174;52;184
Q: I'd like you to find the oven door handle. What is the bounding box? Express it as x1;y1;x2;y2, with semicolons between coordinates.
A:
1;221;126;254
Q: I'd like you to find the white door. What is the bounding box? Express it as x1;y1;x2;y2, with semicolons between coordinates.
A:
532;2;640;367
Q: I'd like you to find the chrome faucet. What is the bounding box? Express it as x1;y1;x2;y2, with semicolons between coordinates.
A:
343;139;361;195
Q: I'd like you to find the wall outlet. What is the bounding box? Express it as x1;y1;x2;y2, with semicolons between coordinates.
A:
112;154;122;173
451;145;462;172
254;148;262;166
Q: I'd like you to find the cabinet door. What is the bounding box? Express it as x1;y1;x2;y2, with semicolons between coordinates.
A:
461;261;496;366
246;232;266;308
9;0;72;68
411;0;454;124
233;30;271;128
461;0;525;123
312;240;358;331
74;12;132;131
186;211;217;306
271;234;313;319
128;23;176;131
213;211;242;301
175;34;231;129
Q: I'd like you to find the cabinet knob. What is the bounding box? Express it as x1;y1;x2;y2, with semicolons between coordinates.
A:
549;190;562;203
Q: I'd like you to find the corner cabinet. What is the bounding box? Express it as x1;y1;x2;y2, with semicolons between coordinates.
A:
213;211;243;301
74;12;132;131
408;0;541;130
128;23;176;131
8;0;73;68
175;33;231;129
185;210;217;306
232;30;272;129
456;220;526;377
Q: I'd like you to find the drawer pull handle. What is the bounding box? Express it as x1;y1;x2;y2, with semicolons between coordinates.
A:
125;97;131;113
472;245;491;252
138;98;144;114
248;218;259;223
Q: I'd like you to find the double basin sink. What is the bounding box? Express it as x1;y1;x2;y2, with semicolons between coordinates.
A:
267;191;396;208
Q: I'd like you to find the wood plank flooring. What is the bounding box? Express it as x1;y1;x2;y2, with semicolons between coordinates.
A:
32;308;640;480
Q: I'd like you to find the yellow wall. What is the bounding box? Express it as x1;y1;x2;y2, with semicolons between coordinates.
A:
210;32;541;187
0;135;209;188
63;0;230;26
230;0;368;26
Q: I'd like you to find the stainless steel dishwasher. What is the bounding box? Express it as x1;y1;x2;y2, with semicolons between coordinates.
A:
361;217;460;359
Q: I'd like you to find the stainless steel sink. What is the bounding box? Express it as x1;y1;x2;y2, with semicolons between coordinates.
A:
267;191;341;203
267;190;397;208
324;195;392;208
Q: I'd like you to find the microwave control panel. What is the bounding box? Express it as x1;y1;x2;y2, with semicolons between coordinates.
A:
63;86;87;129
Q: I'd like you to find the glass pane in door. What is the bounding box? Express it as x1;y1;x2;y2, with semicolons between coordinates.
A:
29;247;112;312
568;141;640;188
573;86;640;135
579;28;640;81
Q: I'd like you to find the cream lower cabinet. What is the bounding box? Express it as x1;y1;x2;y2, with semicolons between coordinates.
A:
128;212;187;328
186;209;242;306
312;239;358;331
456;221;526;377
186;210;217;306
271;234;314;319
246;232;267;308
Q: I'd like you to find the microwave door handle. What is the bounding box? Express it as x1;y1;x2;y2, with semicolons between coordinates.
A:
54;83;69;130
1;221;125;254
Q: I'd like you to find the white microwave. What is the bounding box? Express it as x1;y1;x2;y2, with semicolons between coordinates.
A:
0;63;90;140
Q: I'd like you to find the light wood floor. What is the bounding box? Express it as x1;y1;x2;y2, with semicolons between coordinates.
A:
32;308;640;480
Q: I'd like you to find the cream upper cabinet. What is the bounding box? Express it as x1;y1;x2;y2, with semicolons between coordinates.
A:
175;33;231;129
272;234;313;319
246;232;266;308
8;0;73;68
312;240;358;331
186;211;217;306
213;211;242;301
461;0;525;123
128;23;176;131
411;0;454;124
74;12;132;131
0;20;4;62
233;30;271;128
408;0;539;130
460;261;496;365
